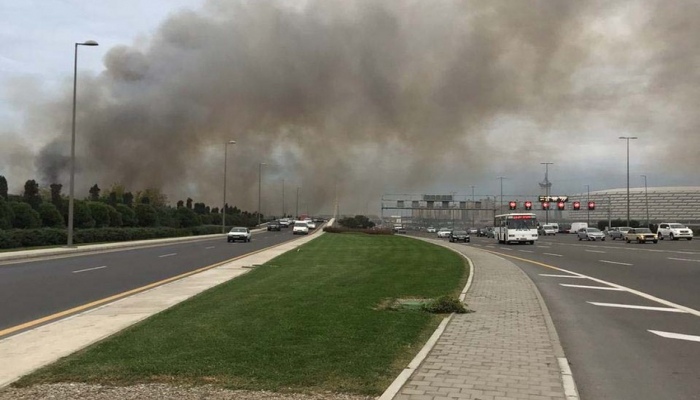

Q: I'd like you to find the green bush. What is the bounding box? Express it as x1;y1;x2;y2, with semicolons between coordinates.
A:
38;203;64;228
107;205;123;227
156;206;178;228
423;295;468;314
74;200;95;229
116;204;137;227
10;202;41;229
175;207;201;228
88;202;111;228
134;204;158;227
0;198;14;230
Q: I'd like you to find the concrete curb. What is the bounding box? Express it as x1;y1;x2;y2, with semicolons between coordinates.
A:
377;237;475;400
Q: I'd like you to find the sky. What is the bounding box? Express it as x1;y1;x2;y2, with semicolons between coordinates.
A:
1;1;699;215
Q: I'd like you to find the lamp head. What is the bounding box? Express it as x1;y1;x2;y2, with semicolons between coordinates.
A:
79;40;99;46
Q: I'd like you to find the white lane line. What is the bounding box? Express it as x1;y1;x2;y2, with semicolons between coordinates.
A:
72;265;107;274
205;246;216;250
599;260;633;266
674;251;696;255
648;330;700;343
158;253;177;258
587;302;688;313
538;246;551;248
540;274;585;278
519;250;534;253
543;253;563;257
560;284;625;291
499;247;514;251
585;250;606;253
648;250;664;252
486;246;495;248
668;257;700;262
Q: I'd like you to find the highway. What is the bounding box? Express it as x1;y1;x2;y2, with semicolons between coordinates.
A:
0;228;302;338
413;232;700;400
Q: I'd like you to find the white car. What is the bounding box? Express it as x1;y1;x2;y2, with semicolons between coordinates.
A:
304;218;316;229
293;221;309;235
427;227;437;233
227;227;251;242
279;219;291;228
538;225;557;236
437;228;451;238
657;223;693;240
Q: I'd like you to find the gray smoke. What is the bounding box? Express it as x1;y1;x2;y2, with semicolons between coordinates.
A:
8;0;700;213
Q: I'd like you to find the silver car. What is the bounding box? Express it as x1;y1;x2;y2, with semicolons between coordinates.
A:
608;227;631;240
578;227;605;241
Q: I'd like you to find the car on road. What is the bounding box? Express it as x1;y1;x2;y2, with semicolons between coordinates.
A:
538;224;557;236
657;223;693;241
279;218;291;228
437;228;451;238
608;226;631;240
570;222;588;234
577;227;605;241
427;226;437;233
467;227;478;235
624;227;658;244
485;227;495;238
227;227;251;242
449;230;470;243
292;221;309;235
304;219;317;229
267;221;281;231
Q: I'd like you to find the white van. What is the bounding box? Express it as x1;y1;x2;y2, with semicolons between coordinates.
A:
570;222;588;234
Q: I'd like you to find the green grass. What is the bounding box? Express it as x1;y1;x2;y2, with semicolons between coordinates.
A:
16;234;467;395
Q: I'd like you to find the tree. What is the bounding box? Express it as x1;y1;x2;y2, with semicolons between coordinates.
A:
0;198;14;229
186;198;193;209
88;202;111;228
89;184;101;201
107;205;122;227
193;202;207;215
177;200;184;209
74;200;95;229
155;207;177;228
140;196;150;205
175;207;201;228
211;207;219;214
135;188;168;207
123;192;134;207
0;175;7;200
116;204;137;227
50;183;63;207
23;179;42;210
338;215;375;229
108;192;118;206
134;204;158;227
38;203;65;228
10;202;41;229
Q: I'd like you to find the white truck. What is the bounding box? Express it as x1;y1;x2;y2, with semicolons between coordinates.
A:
657;223;694;241
569;222;588;234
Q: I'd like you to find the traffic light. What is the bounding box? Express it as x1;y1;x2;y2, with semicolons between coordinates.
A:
557;201;565;210
542;201;550;210
509;201;517;210
524;201;532;210
573;201;581;210
588;201;596;210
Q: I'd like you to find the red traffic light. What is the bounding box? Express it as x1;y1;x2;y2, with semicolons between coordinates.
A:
509;201;517;210
588;201;596;210
542;201;550;210
573;201;581;210
524;201;532;210
557;201;565;210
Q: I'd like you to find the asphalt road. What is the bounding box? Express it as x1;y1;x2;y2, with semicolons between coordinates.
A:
412;232;700;400
0;228;304;337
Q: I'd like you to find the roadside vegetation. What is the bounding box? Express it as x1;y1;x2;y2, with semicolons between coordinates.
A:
0;176;264;249
16;233;468;395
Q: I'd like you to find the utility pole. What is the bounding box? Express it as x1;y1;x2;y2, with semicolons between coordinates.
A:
257;162;266;225
619;136;638;226
295;187;299;219
498;177;506;215
586;184;590;226
470;185;475;227
282;179;285;218
641;175;649;228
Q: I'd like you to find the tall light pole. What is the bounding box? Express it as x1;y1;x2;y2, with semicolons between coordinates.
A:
619;137;638;226
282;179;285;218
540;162;553;224
470;185;475;227
295;187;300;219
585;184;590;226
221;140;236;233
258;162;266;225
641;175;649;228
67;40;99;247
497;177;506;214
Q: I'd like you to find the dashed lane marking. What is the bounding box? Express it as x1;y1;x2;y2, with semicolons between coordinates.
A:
599;260;633;266
72;266;107;274
668;257;700;263
205;246;216;250
560;284;625;291
648;330;700;342
158;253;177;258
519;250;534;253
499;247;514;251
587;302;688;313
539;274;585;278
585;250;606;253
543;253;563;257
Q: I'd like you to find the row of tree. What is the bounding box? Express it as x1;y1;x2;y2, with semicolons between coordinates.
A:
0;176;262;230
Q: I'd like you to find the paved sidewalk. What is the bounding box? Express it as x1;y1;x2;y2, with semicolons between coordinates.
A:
392;241;574;400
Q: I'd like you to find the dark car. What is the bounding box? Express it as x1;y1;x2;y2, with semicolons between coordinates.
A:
267;221;281;231
449;230;470;243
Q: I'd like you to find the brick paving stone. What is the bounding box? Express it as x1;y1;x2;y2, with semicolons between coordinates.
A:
392;241;567;400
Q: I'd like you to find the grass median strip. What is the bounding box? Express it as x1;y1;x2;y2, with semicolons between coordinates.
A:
16;233;467;395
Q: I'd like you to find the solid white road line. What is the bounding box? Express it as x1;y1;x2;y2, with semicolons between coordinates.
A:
538;246;551;248
648;330;700;343
543;253;563;257
585;250;606;253
499;247;514;251
540;274;585;278
560;284;624;291
205;246;216;249
587;302;688;313
72;265;107;274
599;260;633;266
668;257;700;263
519;250;534;253
158;253;177;258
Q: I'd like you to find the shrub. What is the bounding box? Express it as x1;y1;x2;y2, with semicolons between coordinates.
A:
107;205;123;227
423;296;468;314
88;202;111;228
10;202;41;229
175;207;202;228
156;206;178;228
0;198;14;230
38;203;64;228
74;200;95;229
134;204;158;227
116;204;137;227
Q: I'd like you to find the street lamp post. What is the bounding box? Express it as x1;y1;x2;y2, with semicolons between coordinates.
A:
221;140;236;233
619;137;638;227
498;177;506;214
585;184;590;226
641;175;649;228
67;40;99;248
282;179;285;218
540;163;553;224
295;187;299;219
258;162;267;225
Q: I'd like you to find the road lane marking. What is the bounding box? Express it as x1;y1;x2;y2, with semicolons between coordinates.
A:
587;302;687;313
543;253;563;257
72;266;107;274
599;260;633;266
585;250;606;253
519;250;534;253
499;247;514;251
540;274;585;278
538;246;551;248
478;249;700;317
560;284;624;291
205;246;216;250
668;257;700;262
648;330;700;342
158;253;177;258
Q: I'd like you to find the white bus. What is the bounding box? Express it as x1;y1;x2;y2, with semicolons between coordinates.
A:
494;213;539;244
